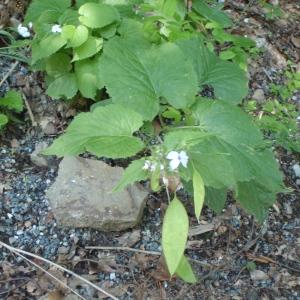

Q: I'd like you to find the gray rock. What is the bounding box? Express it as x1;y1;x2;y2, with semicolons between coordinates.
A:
252;89;265;104
30;142;49;167
46;157;148;231
292;164;300;177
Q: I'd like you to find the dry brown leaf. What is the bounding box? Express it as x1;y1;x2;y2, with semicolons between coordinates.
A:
117;229;141;247
188;223;215;237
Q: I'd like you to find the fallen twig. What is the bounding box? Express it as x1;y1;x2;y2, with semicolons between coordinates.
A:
23;93;37;126
85;246;161;256
0;241;118;300
0;61;19;89
15;252;87;300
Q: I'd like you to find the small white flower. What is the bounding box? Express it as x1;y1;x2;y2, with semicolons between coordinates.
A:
17;24;30;38
28;22;33;28
150;162;157;172
162;176;169;187
166;150;189;170
143;160;151;170
51;24;62;33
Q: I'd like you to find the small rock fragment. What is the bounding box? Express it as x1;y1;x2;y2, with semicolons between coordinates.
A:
291;36;300;48
250;270;269;281
292;164;300;177
30;141;49;167
252;89;265;103
39;117;57;135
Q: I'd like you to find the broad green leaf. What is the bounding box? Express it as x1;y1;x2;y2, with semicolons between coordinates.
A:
113;159;149;192
117;19;148;47
0;91;23;112
25;0;70;23
175;255;197;283
236;181;276;222
162;197;189;275
205;187;227;214
46;53;72;77
38;34;67;61
191;152;235;189
0;114;8;128
58;8;79;25
75;57;103;99
176;37;248;104
192;169;205;221
72;37;103;61
192;0;232;28
78;3;120;28
100;37;198;120
192;99;262;146
43;104;145;158
46;73;78;99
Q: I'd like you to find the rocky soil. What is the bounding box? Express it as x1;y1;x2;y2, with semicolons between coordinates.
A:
0;1;300;299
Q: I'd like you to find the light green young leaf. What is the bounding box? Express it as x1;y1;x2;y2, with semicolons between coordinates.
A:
78;3;120;28
75;57;103;99
0;114;8;128
0;91;23;112
72;37;103;61
113;158;149;192
192;169;205;221
100;37;198;120
192;0;232;28
175;255;197;283
162;197;189;275
46;73;78;99
176;37;248;104
43;104;145;158
68;25;89;48
150;166;161;192
220;50;236;60
45;53;72;77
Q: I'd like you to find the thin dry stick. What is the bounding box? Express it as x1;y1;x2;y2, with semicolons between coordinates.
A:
15;252;87;300
23;94;37;126
85;246;212;267
0;61;19;89
85;246;161;256
0;241;118;300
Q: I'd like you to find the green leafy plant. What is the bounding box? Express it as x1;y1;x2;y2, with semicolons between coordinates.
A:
0;29;30;63
0;91;23;129
245;67;300;153
259;0;283;20
25;0;284;283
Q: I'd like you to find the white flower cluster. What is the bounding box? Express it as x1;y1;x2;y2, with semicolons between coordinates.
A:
142;150;189;172
143;160;164;172
51;24;62;33
17;22;32;38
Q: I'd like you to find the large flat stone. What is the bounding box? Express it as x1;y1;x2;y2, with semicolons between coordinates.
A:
46;157;148;231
